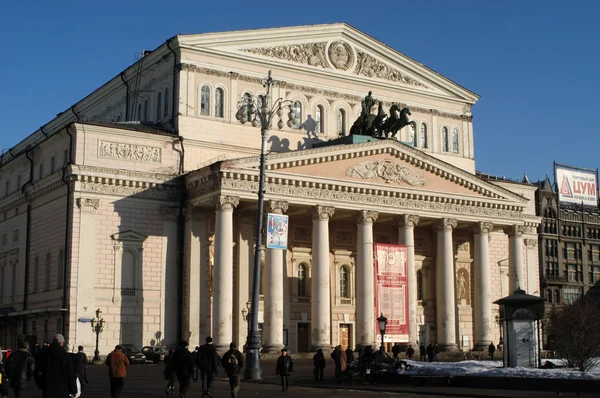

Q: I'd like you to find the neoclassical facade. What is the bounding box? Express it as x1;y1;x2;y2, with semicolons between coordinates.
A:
0;24;540;354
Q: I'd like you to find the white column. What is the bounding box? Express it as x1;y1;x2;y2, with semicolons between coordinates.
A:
525;239;539;295
396;215;419;345
508;225;525;293
474;222;493;349
263;200;288;353
212;195;239;352
356;210;378;347
311;205;334;352
435;218;458;351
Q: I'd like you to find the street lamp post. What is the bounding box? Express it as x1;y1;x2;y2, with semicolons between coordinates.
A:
90;308;104;362
241;300;251;335
377;313;388;351
235;70;298;381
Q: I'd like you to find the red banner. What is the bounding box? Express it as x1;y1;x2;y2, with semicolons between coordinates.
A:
374;243;409;343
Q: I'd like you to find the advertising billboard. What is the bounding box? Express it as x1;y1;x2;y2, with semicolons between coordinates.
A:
266;213;288;249
554;163;599;207
374;243;409;343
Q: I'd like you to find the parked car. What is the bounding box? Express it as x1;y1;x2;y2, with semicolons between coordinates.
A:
142;346;169;364
121;344;147;364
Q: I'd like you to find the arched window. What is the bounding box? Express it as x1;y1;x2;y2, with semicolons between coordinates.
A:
156;92;162;120
452;128;459;153
215;88;224;118
164;87;170;117
143;99;149;122
420;123;428;148
315;105;324;134
442;127;449;152
137;103;142;121
293;101;302;129
297;263;307;297
337;109;346;136
122;250;136;291
339;266;350;298
57;249;64;289
409;123;417;146
33;256;39;292
44;253;51;291
200;85;211;115
417;270;423;300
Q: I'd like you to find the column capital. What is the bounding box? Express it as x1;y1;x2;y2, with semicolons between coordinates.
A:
394;214;420;228
355;210;379;224
213;195;240;211
76;198;100;213
312;205;335;221
507;225;526;237
268;200;289;215
435;218;457;232
473;222;494;235
525;238;538;248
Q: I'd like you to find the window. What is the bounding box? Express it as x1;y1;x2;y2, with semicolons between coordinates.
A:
156;91;162;120
45;253;51;291
137;103;142;121
417;270;423;300
337;109;346;136
122;250;136;294
451;128;459;153
200;85;211;116
293;101;302;129
11;262;16;297
339;266;350;299
33;256;39;293
442;127;449;152
0;266;4;299
63;149;69;165
409;123;417;146
215;88;224;118
297;263;307;297
567;264;576;282
589;244;600;262
315;105;324;134
13;229;18;242
164;87;170;117
546;289;552;303
554;290;561;304
143;99;149;122
564;287;582;304
565;242;576;260
57;249;64;289
420;123;428;148
38;163;43;180
50;157;55;173
590;266;600;284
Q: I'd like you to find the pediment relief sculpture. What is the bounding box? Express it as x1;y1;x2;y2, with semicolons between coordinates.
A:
355;51;427;88
346;158;428;186
242;42;329;68
328;41;354;70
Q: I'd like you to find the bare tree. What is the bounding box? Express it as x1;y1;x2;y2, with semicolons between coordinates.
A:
547;298;600;372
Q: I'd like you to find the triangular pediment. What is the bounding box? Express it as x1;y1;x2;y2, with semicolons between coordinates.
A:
177;24;478;102
111;230;148;243
223;139;528;207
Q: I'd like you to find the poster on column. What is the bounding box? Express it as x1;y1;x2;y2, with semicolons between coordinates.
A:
374;243;409;343
266;213;288;249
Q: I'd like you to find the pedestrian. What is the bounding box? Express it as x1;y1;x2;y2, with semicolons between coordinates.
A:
419;342;426;361
105;344;130;398
406;344;415;361
426;343;434;362
330;345;346;384
0;346;10;398
6;340;35;398
488;341;496;360
344;346;354;364
31;344;41;357
71;345;88;393
433;344;440;361
275;348;294;392
172;340;194;398
164;347;177;395
391;343;401;359
221;342;244;398
36;334;78;398
312;348;326;382
191;346;199;383
198;336;219;397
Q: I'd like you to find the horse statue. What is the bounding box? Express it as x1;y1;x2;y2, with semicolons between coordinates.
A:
381;104;416;137
368;101;387;136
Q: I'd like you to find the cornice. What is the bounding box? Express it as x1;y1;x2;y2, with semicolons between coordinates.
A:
72;165;179;183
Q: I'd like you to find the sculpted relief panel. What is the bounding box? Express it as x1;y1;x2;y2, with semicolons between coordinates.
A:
355;51;427;88
346;158;428;186
99;141;161;163
243;42;329;68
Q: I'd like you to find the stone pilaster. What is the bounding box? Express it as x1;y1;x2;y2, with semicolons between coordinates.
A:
355;210;378;347
396;215;419;345
262;200;289;353
508;225;525;293
435;218;458;351
473;222;493;349
212;195;239;352
311;205;334;352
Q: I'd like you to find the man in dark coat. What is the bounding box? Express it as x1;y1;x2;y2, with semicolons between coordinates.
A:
312;348;326;382
488;341;496;360
419;342;426;361
344;346;354;364
198;336;219;397
6;341;35;398
391;343;401;360
172;340;194;398
426;343;435;362
36;334;77;398
275;348;294;392
71;346;88;392
221;343;244;398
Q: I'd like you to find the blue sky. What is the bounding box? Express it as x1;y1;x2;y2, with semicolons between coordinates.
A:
1;0;598;182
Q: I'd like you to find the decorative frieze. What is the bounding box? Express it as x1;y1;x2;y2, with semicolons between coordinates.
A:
76;198;100;213
335;230;354;246
99;141;161;163
346;158;428;186
243;42;329;68
293;227;311;243
415;237;430;253
328;41;354;70
80;181;179;201
355;51;427;88
456;240;470;252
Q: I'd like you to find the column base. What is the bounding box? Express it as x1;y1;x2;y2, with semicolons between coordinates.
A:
311;344;333;354
437;343;459;352
261;344;284;354
214;343;231;353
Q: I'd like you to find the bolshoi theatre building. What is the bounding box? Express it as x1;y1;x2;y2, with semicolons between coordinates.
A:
0;24;541;354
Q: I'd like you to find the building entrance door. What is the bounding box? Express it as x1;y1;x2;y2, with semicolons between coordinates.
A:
339;324;352;349
297;323;310;352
